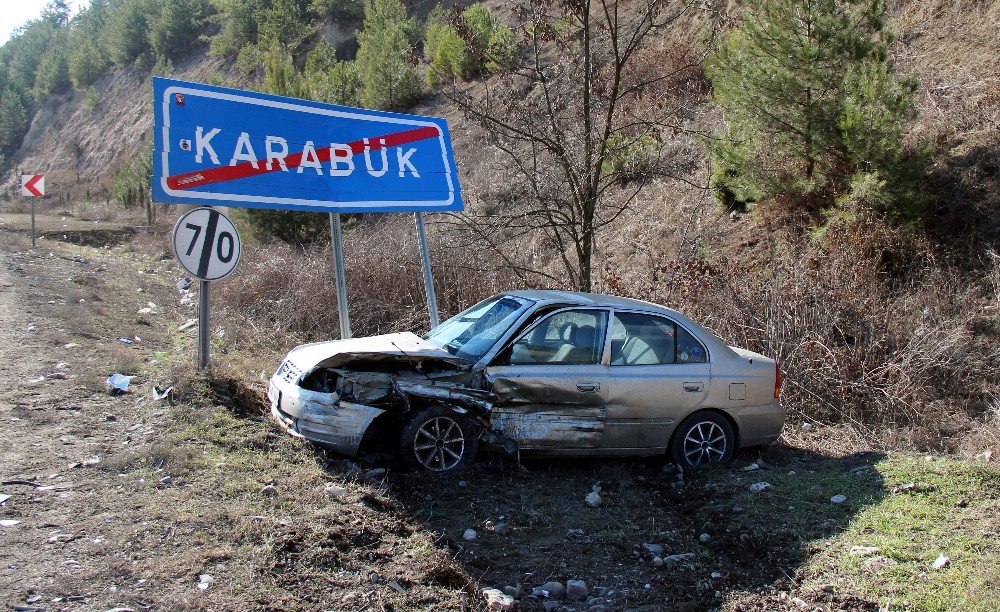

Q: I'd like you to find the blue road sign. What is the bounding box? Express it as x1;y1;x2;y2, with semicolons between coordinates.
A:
152;77;463;213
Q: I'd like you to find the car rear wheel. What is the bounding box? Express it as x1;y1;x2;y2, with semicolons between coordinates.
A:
401;406;479;472
670;411;735;468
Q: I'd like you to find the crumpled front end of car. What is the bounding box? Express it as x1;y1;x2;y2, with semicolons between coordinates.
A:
268;359;386;456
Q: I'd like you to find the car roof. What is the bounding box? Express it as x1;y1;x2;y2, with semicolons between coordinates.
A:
505;290;678;312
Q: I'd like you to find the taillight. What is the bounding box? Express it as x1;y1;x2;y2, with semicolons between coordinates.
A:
774;362;782;398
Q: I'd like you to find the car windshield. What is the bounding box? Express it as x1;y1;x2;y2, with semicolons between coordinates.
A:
424;295;533;363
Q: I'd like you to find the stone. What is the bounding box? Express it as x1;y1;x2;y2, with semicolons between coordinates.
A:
502;585;519;598
196;574;214;590
463;529;478;541
643;543;663;555
482;588;515;611
749;482;772;493
259;484;278;497
652;556;663;567
159;476;173;485
494;522;508;535
830;494;847;504
849;546;881;556
932;554;950;569
566;579;588;601
363;467;387;480
542;602;560;612
324;484;348;499
711;571;723;579
584;491;601;508
802;423;813;432
699;533;711;543
664;553;696;563
539;581;565;597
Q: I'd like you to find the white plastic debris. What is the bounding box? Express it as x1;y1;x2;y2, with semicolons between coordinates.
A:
0;520;20;527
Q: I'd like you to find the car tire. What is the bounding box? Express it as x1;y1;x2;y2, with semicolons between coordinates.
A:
669;411;735;468
400;405;479;472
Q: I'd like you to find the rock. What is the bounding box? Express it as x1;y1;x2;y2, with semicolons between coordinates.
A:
664;553;696;563
932;554;950;569
642;543;663;556
591;482;601;493
956;499;969;508
892;482;917;493
584;491;601;507
849;546;881;556
324;484;348;499
976;450;993;462
482;588;515;611
463;529;478;541
711;571;723;579
259;484;278;497
159;476;173;485
363;468;387;480
830;494;847;504
48;533;76;543
539;581;565;597
788;470;796;476
0;519;21;527
652;556;663;567
494;522;508;535
749;482;772;493
502;585;519;597
699;533;711;543
802;422;813;432
542;601;560;612
566;579;588;601
197;574;214;590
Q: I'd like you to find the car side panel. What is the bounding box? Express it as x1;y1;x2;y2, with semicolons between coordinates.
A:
603;362;711;450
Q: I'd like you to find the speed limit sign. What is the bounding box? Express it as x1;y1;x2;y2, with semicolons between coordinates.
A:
172;208;241;281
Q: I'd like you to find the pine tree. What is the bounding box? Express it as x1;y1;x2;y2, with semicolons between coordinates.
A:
355;0;420;110
706;0;922;218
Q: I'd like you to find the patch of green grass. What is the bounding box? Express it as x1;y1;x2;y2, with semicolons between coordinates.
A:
800;455;1000;610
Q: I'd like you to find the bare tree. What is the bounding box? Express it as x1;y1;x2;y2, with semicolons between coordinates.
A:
444;0;704;291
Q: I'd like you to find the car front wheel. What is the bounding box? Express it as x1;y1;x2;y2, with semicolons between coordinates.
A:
670;411;735;467
400;406;479;472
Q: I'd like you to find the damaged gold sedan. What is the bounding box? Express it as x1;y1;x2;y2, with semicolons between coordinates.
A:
268;291;784;471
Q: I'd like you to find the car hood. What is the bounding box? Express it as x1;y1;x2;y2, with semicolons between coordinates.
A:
286;332;465;372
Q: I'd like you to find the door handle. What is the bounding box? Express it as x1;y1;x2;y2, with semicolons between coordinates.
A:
683;382;704;393
577;381;601;393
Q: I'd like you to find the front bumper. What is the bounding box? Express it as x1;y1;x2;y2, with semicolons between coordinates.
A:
268;375;385;456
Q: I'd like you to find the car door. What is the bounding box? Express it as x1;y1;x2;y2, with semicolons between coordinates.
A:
603;310;711;451
485;308;610;450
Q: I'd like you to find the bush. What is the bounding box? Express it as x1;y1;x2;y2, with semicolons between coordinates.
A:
303;40;361;105
105;0;152;66
424;3;517;84
32;49;70;99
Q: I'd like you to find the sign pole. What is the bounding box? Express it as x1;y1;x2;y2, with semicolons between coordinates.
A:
414;212;439;328
30;200;36;248
198;280;210;371
329;213;352;340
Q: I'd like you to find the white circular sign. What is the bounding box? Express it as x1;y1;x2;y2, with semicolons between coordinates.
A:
172;208;242;281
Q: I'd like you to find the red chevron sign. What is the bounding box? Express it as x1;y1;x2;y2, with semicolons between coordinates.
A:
21;174;45;197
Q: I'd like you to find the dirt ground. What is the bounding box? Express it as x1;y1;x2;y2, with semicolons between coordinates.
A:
0;215;996;611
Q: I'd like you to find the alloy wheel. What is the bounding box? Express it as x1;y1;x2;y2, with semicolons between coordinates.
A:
681;420;727;465
413;416;466;471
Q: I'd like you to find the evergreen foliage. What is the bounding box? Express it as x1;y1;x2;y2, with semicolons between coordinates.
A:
355;0;420;110
706;0;924;219
303;40;361;105
424;3;517;84
150;0;214;60
104;0;153;66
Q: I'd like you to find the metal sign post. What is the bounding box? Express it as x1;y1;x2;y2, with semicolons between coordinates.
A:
414;212;439;328
329;213;352;340
20;174;45;248
171;207;242;371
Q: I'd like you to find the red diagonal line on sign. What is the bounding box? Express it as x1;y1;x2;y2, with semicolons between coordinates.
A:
166;125;440;191
23;175;43;197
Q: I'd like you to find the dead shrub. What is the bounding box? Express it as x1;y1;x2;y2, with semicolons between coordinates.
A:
214;215;519;353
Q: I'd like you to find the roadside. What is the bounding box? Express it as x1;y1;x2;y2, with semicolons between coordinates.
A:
0;215;997;611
